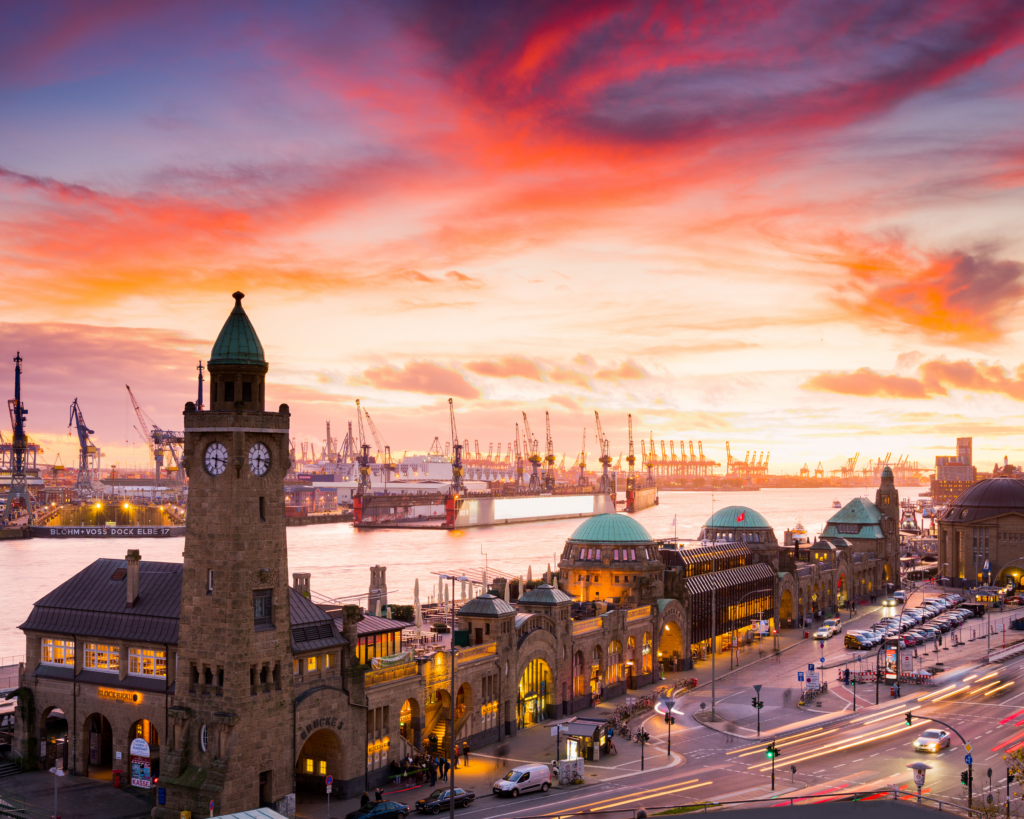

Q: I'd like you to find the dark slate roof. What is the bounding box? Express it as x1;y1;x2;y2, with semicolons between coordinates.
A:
19;558;182;645
354;613;405;635
518;584;572;605
942;477;1024;524
660;542;750;567
289;587;347;653
458;594;516;617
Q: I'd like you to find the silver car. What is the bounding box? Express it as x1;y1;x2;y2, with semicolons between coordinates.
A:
913;729;951;752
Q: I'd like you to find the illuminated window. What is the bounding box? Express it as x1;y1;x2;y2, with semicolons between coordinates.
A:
84;643;119;671
630;549;637;560
307;656;318;672
41;638;73;666
319;760;327;775
613;549;620;561
294;659;300;675
324;653;331;669
129;648;166;677
305;758;314;773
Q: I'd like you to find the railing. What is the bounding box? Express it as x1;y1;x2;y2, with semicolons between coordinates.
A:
456;643;496;665
626;605;651;622
572;618;603;636
365;661;418;687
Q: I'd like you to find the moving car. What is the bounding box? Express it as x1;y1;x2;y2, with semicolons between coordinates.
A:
814;626;833;640
493;764;552;797
824;618;843;634
913;729;951;752
347;802;412;819
416;789;475;814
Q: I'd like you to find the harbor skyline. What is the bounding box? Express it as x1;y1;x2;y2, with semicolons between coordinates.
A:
3;3;1024;471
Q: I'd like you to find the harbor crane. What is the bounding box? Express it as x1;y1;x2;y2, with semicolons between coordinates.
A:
68;398;100;496
577;427;588;486
626;414;636;492
544;411;556;490
354;399;372;496
126;385;184;485
522;412;542;491
3;353;35;523
513;423;524;490
449;398;464;495
594;411;613;493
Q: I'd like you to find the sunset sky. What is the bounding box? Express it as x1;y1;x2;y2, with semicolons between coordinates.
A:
4;1;1024;475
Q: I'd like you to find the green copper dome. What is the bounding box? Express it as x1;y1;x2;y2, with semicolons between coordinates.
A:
568;514;654;544
704;506;771;529
209;292;265;366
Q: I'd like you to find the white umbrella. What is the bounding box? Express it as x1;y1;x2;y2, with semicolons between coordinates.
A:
373;598;381;616
461;579;467;601
546;563;551;584
504;580;510;603
439;576;444;605
415;600;422;630
519;575;524;599
444;583;449;604
527;565;533;585
414;578;420;603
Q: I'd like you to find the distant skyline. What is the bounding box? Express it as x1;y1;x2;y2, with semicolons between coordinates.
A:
3;2;1024;474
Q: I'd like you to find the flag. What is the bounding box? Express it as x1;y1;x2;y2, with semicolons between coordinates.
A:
737;511;745;522
672;514;677;527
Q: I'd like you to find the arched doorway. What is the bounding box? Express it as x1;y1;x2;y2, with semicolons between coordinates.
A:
399;698;421;748
780;589;794;625
607;641;623;685
455;682;473;739
517;658;553;728
572;651;585;698
625;636;637;688
83;713;113;779
642;632;652;674
40;707;68;771
128;719;159;783
590;646;603;697
425;689;450;754
837;574;847;607
660;621;683;671
296;728;344;797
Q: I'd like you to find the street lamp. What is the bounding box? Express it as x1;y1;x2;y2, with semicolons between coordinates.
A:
438;573;469;819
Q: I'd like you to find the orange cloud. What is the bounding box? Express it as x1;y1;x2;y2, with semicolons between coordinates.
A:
827;237;1024;342
357;362;480;398
803;368;930;399
466;356;544;381
595;360;648;381
549;366;590;388
804;359;1024;400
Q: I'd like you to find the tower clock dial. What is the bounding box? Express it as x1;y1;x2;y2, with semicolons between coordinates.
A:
204;442;228;475
248;442;271;476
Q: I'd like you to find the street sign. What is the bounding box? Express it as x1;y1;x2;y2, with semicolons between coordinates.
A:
326;775;333;786
965;743;973;753
326;784;332;794
797;672;805;682
820;657;825;664
808;664;815;671
754;684;762;694
966;754;973;765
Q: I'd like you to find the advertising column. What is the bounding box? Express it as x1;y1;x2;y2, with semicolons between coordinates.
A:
130;738;151;788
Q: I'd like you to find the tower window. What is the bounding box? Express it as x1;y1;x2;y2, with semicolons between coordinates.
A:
242;382;252;402
254;589;273;628
207;569;214;595
224;381;235;402
259;497;266;522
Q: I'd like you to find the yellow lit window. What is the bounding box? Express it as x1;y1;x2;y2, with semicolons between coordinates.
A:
324;653;331;669
294;659;300;675
319;760;327;775
129;648;166;677
307;656;318;672
305;758;313;773
41;638;74;666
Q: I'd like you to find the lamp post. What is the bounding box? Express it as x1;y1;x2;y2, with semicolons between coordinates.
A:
438;573;469;819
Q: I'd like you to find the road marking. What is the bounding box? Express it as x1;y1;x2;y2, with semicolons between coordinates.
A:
852;758;864;762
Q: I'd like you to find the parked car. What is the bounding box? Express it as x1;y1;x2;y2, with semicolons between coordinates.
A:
416;789;475;814
913;729;951;752
493;764;552;797
845;633;872;650
347;802;412;819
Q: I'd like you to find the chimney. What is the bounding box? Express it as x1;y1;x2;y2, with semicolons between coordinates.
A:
126;549;140;608
292;572;311;598
341;604;361;647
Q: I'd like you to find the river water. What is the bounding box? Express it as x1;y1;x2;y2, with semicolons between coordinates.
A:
0;486;925;660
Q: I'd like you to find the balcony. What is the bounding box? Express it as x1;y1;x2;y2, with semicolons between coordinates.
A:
456;643;496;666
365;662;418;687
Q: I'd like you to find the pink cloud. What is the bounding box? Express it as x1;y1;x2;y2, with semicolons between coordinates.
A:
465;356;543;381
357;362;480;399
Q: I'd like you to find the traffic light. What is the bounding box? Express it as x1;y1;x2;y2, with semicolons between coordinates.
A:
962;770;972;786
752;697;759;708
664;713;675;725
766;742;780;759
1009;772;1017;784
905;712;912;726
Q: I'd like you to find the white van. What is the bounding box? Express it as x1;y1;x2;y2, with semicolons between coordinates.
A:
893;591;907;603
493;763;551;797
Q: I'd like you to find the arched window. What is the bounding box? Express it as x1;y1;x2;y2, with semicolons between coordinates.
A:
572;651;585;697
608;640;623;684
642;631;653;674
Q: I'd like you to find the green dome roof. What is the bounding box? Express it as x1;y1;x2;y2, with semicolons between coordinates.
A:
881;466;894;480
209;292;265;366
704;506;771;529
568;514;654;544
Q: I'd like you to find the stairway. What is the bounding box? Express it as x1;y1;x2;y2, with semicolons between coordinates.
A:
430;718;450;753
0;761;20;780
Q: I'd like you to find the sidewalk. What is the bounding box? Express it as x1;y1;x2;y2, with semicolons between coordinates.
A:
297;685;686;819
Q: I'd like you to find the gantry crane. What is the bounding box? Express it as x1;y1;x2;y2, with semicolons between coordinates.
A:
594;411;613;493
544;411;556;490
355;399;372;496
126;385;184;485
522;412;542;491
513;423;524;490
577;427;588;487
68;398;100;496
449;398;464;495
626;414;636;492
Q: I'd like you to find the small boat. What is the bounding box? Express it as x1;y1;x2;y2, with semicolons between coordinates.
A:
832;499;842;508
792;521;807;536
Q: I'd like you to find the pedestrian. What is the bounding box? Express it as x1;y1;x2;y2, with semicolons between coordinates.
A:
453;743;460;769
461;740;470;767
429;758;436;786
361;792;371;808
609;735;618;754
375;786;383;802
441;756;449;781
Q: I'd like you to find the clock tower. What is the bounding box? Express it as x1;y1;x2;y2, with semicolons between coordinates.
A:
158;292;295;817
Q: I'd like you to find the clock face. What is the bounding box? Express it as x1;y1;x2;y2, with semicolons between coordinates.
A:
249;442;271;476
205;442;228;476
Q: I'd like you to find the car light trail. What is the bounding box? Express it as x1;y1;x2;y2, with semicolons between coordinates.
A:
595;781;711;811
732;728;839;758
998;707;1024;725
538;779;703;816
991;730;1024;753
917;684;958;702
985;682;1014;696
749;721;916;771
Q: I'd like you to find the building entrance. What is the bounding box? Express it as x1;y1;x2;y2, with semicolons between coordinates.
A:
517;658;552;728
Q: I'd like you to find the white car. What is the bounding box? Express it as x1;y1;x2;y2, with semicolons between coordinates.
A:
913;729;951;753
813;626;833;640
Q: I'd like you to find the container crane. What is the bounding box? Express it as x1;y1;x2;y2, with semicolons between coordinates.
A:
577;427;588;487
354;399;372;496
3;353;34;523
626;414;636;492
68;398;100;496
522;412;542;491
544;411;555;490
645;433;655;485
449;398;464;495
126;385;184;485
594;411;613;493
514;423;524;490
